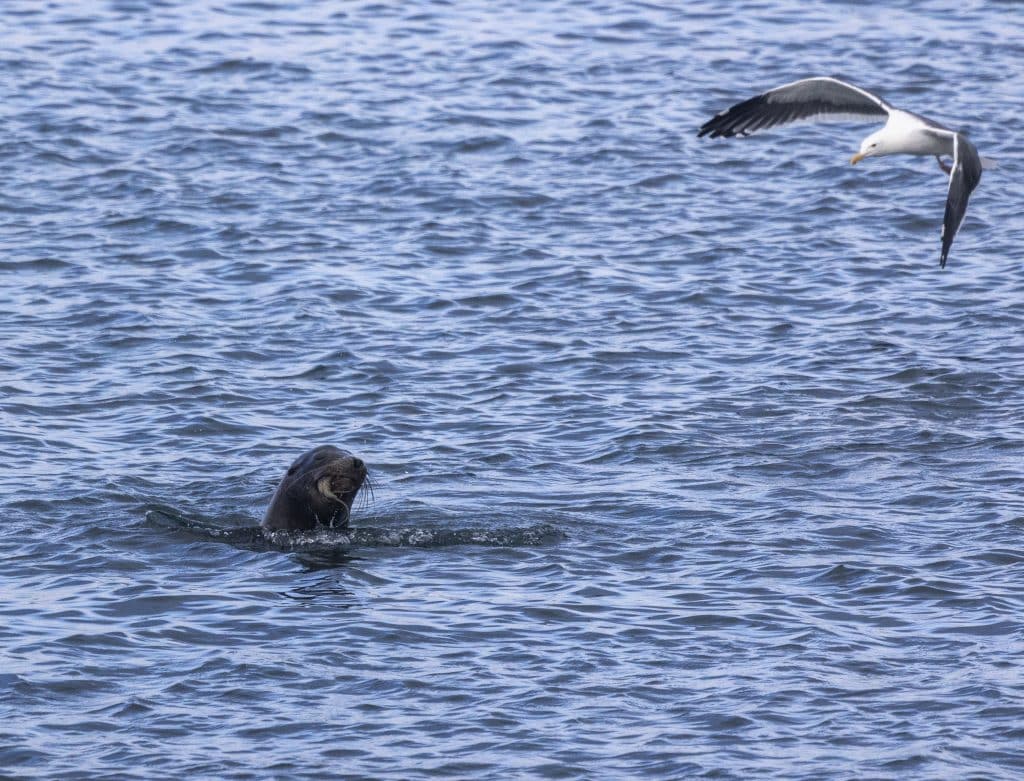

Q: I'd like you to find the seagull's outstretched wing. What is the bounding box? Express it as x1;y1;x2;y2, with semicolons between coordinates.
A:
698;77;893;139
937;132;982;268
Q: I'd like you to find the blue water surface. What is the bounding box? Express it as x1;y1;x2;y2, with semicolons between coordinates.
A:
1;1;1023;778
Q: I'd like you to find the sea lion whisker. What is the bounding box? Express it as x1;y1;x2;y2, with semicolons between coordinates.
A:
359;473;376;509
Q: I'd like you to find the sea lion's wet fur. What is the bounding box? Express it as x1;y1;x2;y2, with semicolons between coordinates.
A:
262;445;367;532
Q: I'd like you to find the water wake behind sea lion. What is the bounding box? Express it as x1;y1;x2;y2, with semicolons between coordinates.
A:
148;506;562;554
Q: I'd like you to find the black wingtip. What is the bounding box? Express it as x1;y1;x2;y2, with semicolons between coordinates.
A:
697;122;722;139
697;95;769;140
696;118;718;138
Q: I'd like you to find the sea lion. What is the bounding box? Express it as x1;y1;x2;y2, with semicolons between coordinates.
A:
262;445;367;532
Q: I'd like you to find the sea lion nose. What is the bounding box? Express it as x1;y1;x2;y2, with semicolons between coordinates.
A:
352;457;365;471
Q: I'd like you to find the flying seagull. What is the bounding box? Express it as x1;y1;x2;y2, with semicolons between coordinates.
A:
697;76;985;268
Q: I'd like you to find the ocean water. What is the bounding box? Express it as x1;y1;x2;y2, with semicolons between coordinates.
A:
2;1;1023;778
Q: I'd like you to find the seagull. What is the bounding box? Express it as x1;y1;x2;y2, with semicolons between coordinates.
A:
697;76;986;268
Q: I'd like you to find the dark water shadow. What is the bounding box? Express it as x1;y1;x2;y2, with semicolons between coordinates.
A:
280;572;358;603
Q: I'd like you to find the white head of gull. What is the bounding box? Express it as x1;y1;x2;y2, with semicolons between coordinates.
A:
698;77;987;268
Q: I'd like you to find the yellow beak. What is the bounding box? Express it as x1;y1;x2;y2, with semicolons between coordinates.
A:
850;152;866;165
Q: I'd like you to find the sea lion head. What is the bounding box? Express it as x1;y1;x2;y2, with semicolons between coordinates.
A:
262;445;368;532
